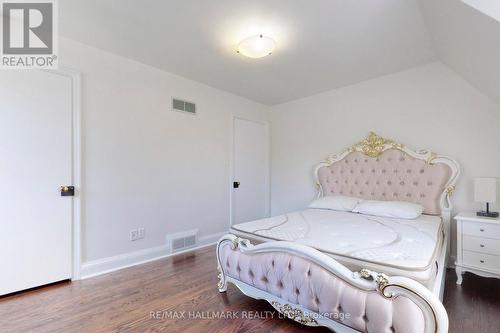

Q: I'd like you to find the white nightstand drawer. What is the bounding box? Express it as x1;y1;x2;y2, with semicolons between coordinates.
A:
463;235;500;255
463;221;500;240
463;251;500;272
455;213;500;285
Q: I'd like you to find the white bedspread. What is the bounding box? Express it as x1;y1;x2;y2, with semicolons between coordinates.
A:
230;209;443;285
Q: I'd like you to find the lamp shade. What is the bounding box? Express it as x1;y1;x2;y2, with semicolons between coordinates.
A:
474;178;500;203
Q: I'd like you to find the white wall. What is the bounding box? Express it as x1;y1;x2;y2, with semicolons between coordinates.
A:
419;0;500;107
59;38;270;267
270;62;500;257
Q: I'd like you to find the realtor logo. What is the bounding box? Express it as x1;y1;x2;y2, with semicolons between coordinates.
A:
1;0;58;68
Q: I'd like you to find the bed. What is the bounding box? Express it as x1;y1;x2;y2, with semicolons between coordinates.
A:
216;132;460;333
230;210;444;288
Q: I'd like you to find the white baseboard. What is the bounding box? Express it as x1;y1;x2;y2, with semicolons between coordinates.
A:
79;231;225;280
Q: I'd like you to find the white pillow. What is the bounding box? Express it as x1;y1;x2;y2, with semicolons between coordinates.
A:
308;195;362;212
352;200;423;219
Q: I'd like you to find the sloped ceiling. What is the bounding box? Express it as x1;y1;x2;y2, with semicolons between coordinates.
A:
419;0;500;106
59;0;436;105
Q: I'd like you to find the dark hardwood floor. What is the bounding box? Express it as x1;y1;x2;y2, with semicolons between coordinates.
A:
1;246;499;333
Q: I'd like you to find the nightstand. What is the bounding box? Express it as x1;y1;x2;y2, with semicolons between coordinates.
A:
455;212;500;285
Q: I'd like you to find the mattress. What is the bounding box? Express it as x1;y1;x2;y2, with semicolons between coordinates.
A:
230;209;444;287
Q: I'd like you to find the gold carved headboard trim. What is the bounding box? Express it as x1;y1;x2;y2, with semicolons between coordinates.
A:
348;132;403;158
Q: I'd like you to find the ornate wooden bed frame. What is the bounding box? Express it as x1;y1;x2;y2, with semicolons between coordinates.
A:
216;132;460;333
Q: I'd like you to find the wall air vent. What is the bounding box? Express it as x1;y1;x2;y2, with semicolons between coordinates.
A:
172;98;196;115
167;229;198;253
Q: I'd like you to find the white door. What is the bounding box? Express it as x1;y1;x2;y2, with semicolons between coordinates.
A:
232;117;269;224
0;70;73;295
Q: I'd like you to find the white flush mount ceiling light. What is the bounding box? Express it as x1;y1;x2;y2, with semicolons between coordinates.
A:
237;34;276;58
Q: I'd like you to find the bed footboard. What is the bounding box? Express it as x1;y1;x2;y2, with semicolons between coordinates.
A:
216;234;448;333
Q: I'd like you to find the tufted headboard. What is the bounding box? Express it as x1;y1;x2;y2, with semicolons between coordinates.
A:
314;132;460;216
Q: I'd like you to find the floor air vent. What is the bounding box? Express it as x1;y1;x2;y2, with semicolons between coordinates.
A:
168;229;198;253
172;98;196;115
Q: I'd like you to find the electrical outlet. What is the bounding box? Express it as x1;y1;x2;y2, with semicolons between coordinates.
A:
130;228;145;241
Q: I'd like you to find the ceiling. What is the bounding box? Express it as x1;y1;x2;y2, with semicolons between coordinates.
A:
60;0;436;105
419;0;500;107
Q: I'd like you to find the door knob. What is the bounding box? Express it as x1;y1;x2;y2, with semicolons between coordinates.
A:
60;186;75;196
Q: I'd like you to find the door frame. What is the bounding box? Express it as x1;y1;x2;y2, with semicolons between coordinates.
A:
229;115;271;227
43;67;82;280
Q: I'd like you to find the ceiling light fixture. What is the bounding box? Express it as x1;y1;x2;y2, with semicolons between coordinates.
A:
237;34;276;58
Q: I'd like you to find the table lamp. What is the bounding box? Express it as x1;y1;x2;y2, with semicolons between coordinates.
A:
475;178;500;218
